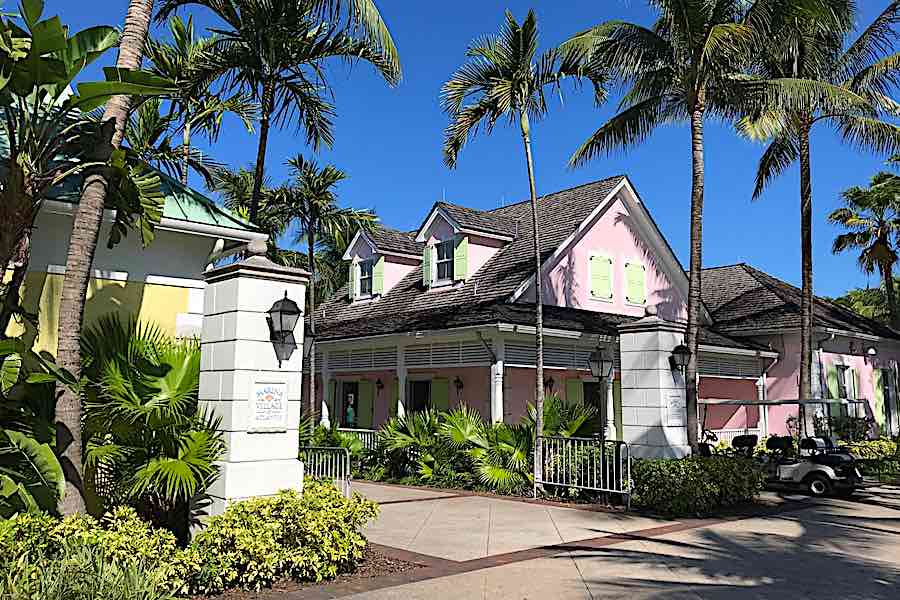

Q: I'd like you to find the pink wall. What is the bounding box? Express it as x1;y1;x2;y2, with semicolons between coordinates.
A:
699;377;760;430
384;255;419;292
407;366;491;420
519;196;687;321
504;367;587;423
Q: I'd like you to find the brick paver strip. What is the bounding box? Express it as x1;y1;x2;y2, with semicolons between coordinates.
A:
274;497;823;599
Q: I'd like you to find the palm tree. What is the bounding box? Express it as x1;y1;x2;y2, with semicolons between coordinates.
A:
54;0;161;515
742;2;900;403
145;15;256;185
156;0;401;224
273;155;376;421
442;10;586;485
830;171;900;328
561;1;810;452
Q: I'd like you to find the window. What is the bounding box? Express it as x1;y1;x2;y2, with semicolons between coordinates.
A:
436;239;455;282
358;260;373;296
836;365;850;398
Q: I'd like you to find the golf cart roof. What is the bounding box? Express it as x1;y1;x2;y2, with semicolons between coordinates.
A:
699;397;867;406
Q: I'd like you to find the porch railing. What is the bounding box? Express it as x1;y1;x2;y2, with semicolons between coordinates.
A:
536;436;632;508
299;446;352;497
712;428;761;446
337;427;378;451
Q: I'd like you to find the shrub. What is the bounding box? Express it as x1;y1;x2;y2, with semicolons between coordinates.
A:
842;437;898;460
632;456;765;517
0;480;378;596
186;480;378;594
0;544;175;600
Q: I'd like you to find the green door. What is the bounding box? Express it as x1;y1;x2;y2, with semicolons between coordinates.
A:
358;380;375;428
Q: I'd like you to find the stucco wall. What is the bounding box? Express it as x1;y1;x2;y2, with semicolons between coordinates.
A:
383;255;419;292
699;377;760;430
467;234;504;277
518;196;687;321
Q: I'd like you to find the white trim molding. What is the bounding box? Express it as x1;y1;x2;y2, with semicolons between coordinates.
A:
146;274;206;289
47;264;128;281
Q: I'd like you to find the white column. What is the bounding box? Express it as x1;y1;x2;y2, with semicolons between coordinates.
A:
605;378;616;439
490;338;505;423
757;373;768;437
200;254;310;516
397;345;407;418
320;351;331;427
616;309;689;458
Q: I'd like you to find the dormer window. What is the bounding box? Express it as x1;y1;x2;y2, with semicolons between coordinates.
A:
359;259;374;296
436;239;455;282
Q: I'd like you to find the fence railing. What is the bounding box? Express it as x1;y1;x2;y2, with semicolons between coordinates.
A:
299;446;352;497
712;428;761;445
536;436;632;508
337;427;378;451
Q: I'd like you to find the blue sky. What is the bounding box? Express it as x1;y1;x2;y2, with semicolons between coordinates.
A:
48;0;896;298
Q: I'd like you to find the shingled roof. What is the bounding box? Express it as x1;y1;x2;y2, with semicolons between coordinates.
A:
701;263;900;340
365;225;422;256
432;201;519;238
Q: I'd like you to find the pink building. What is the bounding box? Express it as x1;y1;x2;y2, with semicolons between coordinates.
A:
307;176;900;457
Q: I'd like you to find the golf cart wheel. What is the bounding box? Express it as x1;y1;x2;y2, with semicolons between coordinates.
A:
805;474;832;497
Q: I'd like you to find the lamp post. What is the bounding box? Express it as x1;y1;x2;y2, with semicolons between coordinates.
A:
588;348;614;380
266;291;303;367
669;343;691;374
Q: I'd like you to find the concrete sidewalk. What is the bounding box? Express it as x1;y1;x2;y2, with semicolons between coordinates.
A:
336;482;900;600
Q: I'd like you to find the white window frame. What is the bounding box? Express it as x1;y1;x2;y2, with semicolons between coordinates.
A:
588;251;614;304
622;257;647;307
435;239;455;284
356;258;374;299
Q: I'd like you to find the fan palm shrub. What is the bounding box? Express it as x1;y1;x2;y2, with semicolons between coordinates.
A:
80;314;223;544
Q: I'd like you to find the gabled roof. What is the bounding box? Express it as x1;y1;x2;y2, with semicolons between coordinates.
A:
702;263;900;340
420;201;520;239
347;224;423;258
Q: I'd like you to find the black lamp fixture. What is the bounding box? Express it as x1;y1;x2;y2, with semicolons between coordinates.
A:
376;378;385;392
266;291;302;367
588;348;615;380
453;376;464;395
669;343;691;373
543;376;555;392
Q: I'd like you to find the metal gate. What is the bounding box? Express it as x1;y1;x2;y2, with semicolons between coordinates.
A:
299;446;352;497
535;436;632;508
337;427;378;451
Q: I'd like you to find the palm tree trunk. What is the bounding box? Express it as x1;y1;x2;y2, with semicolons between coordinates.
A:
799;124;813;412
181;109;191;186
520;111;544;489
883;262;898;329
54;0;154;515
685;102;705;455
0;234;30;336
307;229;318;426
250;81;274;225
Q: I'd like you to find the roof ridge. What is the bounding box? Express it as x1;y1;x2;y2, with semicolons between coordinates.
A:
702;262;750;271
485;175;627;214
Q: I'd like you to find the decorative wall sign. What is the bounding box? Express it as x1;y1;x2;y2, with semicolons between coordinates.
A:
666;391;686;427
249;382;288;432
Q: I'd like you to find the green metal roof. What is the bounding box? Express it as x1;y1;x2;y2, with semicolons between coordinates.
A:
154;170;259;233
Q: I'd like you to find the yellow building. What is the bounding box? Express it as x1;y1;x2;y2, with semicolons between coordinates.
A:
12;173;266;356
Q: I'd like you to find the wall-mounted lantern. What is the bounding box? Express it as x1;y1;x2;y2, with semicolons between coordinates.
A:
376;378;385;393
453;376;464;395
669;343;691;373
544;376;555;393
266;291;302;367
588;348;615;380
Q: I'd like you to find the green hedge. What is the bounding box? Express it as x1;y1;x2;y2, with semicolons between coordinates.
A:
632;456;765;517
0;480;377;597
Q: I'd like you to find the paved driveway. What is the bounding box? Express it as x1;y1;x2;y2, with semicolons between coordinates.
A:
312;482;900;599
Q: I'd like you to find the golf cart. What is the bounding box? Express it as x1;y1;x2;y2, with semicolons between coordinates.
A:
699;395;866;497
762;435;862;497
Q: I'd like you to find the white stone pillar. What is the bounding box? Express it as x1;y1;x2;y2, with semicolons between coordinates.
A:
320;351;331;427
397;345;407;418
490;338;505;423
200;255;309;516
617;311;689;458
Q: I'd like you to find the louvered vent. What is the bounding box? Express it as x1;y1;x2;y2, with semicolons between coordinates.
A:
350;348;374;369
328;350;350;370
405;345;431;367
373;348;397;369
698;353;760;378
505;342;593;371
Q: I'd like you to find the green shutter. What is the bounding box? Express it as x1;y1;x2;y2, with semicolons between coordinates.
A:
625;262;646;304
431;378;449;412
613;379;623;441
590;255;612;300
358;380;374;428
826;365;839;399
454;236;468;281
874;369;886;429
422;246;432;288
373;256;385;295
390;378;399;419
325;378;335;421
348;262;356;299
565;378;584;405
